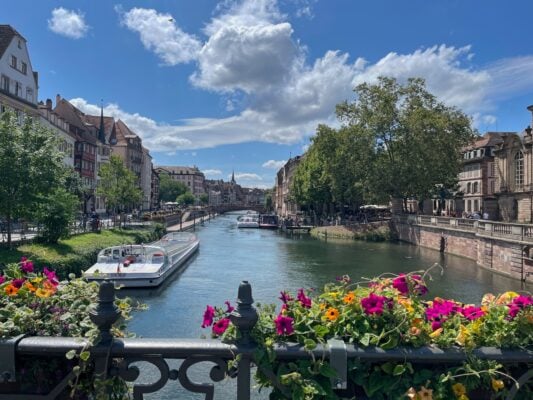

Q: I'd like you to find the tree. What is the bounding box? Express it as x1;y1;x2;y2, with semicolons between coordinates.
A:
0;112;65;247
34;187;79;243
158;173;189;203
177;191;195;207
199;193;209;205
96;155;142;222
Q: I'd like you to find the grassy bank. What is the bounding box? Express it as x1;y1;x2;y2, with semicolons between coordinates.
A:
311;222;395;242
0;225;165;279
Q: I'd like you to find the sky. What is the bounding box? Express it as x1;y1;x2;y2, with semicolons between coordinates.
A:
4;0;533;189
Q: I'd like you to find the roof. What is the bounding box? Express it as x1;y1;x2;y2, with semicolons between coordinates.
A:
157;166;204;176
114;119;142;146
0;25;24;59
463;132;508;151
53;98;97;145
83;114;116;144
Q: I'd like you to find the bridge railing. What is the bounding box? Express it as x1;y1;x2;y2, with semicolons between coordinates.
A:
1;281;531;400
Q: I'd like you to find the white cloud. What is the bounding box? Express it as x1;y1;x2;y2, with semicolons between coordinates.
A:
203;169;222;177
234;173;262;181
117;7;201;65
262;159;286;169
48;8;89;39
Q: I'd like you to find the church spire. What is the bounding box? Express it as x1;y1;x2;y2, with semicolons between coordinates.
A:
98;100;106;144
231;169;235;184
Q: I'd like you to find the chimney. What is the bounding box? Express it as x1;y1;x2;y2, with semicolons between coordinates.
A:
56;94;61;106
45;98;52;110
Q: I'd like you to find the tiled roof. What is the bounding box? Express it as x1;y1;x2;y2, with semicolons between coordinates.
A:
53;98;97;144
115;119;140;144
83;114;115;144
463;132;508;151
156;166;204;176
0;25;23;59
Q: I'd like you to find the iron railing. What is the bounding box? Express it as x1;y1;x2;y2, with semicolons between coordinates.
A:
1;281;532;400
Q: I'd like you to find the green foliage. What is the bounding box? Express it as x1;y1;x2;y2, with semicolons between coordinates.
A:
97;155;142;213
203;271;532;399
0;111;65;246
158;173;189;202
33;187;80;243
199;193;209;205
177;191;195;206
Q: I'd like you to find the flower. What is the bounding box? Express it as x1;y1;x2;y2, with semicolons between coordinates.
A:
4;284;18;296
297;288;312;308
491;379;504;392
20;260;34;273
0;275;5;284
393;274;427;296
274;314;294;335
325;307;339;321
452;382;466;397
201;305;216;328
224;301;234;313
392;274;409;295
11;278;26;289
361;293;389;315
279;291;293;304
35;288;52;298
24;281;37;292
507;294;533;319
429;327;443;338
461;306;485;321
343;291;355;304
212;318;230;335
417;386;433;399
43;267;59;286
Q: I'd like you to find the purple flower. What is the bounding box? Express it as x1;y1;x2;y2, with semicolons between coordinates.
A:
297;289;312;308
279;291;293;304
274;314;294;335
12;278;26;288
43;267;59;286
508;295;533;318
20;260;34;273
212;318;231;335
393;274;427;296
431;320;442;331
461;306;485;321
425;299;460;321
201;305;216;328
361;293;389;315
224;301;234;313
392;275;409;295
0;275;5;284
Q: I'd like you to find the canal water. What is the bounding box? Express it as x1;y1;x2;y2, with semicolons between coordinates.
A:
124;212;531;399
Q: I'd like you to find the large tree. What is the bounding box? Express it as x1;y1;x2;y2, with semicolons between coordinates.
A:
158;173;189;203
96;155;142;219
0;112;65;246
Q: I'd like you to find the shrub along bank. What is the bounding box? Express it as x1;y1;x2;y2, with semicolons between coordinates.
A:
0;224;165;279
311;222;396;242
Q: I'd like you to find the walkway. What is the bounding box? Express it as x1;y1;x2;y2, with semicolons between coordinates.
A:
167;213;217;232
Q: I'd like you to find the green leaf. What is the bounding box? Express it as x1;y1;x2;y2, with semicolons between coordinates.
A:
304;338;317;350
360;333;371;347
80;351;90;361
380;362;394;375
319;363;338;378
392;364;406;376
313;324;329;338
65;350;76;360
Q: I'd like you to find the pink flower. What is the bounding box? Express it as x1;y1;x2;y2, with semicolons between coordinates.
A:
20;260;34;273
461;306;485;321
431;321;442;331
201;305;216;328
212;318;231;335
508;295;533;319
392;275;409;295
0;275;5;284
361;293;389;315
297;288;312;308
279;291;293;304
20;257;27;262
393;274;427;296
224;301;234;313
274;314;294;335
425;299;460;321
43;267;59;286
12;278;26;288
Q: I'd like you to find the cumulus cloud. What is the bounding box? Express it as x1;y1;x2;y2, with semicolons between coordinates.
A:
48;8;89;39
203;169;222;177
117;7;201;65
234;173;262;181
262;159;287;169
112;0;533;151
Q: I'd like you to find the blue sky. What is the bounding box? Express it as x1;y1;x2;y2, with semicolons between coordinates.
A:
4;0;533;188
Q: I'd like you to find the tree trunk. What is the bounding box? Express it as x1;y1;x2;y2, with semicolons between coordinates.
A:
6;214;12;249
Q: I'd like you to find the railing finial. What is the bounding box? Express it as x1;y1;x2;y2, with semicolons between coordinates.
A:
230;281;258;345
90;280;121;344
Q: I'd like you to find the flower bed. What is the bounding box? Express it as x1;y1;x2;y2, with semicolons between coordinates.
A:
0;258;138;398
202;271;533;399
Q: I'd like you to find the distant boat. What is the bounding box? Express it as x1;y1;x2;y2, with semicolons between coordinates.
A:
259;214;279;229
237;215;259;228
83;232;199;288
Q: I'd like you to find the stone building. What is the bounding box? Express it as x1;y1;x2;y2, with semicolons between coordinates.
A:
274;156;301;218
151;168;160;210
38;99;76;167
140;147;153;210
0;25;38;120
155;166;206;197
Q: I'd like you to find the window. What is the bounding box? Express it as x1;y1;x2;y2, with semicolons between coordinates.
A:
467;200;471;212
26;88;33;102
15;81;22;97
489;162;495;177
21;62;27;75
466;182;471;193
1;75;9;91
515;151;524;187
473;182;479;193
11;55;17;68
489;180;495;194
474;199;479;212
17;39;22;49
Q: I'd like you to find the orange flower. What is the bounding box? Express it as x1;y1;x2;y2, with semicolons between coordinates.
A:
417;386;433;399
343;292;355;304
452;382;467;396
491;379;504;392
325;307;339;321
24;281;37;292
409;326;421;336
4;284;18;296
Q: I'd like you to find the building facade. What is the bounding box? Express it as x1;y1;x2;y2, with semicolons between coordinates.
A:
274;156;301;218
38;99;76;167
155;166;206;197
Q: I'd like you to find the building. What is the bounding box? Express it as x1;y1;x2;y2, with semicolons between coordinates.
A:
155;166;206;197
274;156;301;218
141;147;153;210
38;99;76;167
0;25;38;120
151;168;160;210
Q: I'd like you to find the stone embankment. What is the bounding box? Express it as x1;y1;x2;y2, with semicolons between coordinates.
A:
311;221;393;241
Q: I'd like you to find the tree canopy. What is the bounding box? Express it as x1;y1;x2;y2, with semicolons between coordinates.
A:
177;191;195;206
158;173;189;202
0;112;66;246
293;77;475;215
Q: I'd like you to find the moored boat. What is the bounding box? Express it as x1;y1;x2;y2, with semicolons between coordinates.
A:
237;215;259;228
83;232;199;288
258;214;279;229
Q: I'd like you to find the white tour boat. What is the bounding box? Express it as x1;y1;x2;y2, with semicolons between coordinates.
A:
83;232;199;288
237;214;259;228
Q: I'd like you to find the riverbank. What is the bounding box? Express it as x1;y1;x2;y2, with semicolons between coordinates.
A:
0;224;164;278
310;221;395;241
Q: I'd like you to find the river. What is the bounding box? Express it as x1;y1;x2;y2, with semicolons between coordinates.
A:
124;212;531;399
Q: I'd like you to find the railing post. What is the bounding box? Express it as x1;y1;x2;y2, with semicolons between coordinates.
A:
230;281;258;400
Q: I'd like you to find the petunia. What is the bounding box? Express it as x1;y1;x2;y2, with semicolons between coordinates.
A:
11;278;26;289
0;275;5;284
279;291;293;304
297;288;312;308
20;260;34;273
507;294;533;318
392;274;409;295
274;314;294;335
4;284;18;296
212;318;231;335
43;267;59;286
201;305;216;328
224;300;234;313
361;293;389;315
461;306;485;321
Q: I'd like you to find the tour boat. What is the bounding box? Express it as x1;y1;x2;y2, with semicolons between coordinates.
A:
83;232;200;288
258;214;279;229
237;214;259;228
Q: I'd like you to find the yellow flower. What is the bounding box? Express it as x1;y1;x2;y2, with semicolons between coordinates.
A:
457;395;469;400
4;284;18;296
417;386;433;400
429;328;443;339
398;297;414;313
31;277;44;284
319;303;326;311
455;325;470;346
481;293;495;305
470;319;482;335
452;382;466;396
35;288;52;298
24;281;37;292
409;326;421;336
406;387;417;399
496;291;518;305
325;307;339;321
328;292;339;299
343;292;355;304
491;379;504;392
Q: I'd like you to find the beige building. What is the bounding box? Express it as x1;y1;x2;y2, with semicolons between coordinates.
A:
274;156;301;218
156;166;206;197
38;99;76;167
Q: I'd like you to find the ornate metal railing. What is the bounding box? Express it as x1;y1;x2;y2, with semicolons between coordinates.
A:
1;281;532;400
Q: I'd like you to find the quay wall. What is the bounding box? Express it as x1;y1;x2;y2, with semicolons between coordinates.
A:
393;216;532;283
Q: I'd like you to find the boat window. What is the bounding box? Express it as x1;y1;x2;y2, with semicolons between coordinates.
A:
112;249;120;259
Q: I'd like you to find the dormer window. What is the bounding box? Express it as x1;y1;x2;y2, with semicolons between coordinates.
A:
17;39;22;49
11;55;17;69
21;62;27;75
